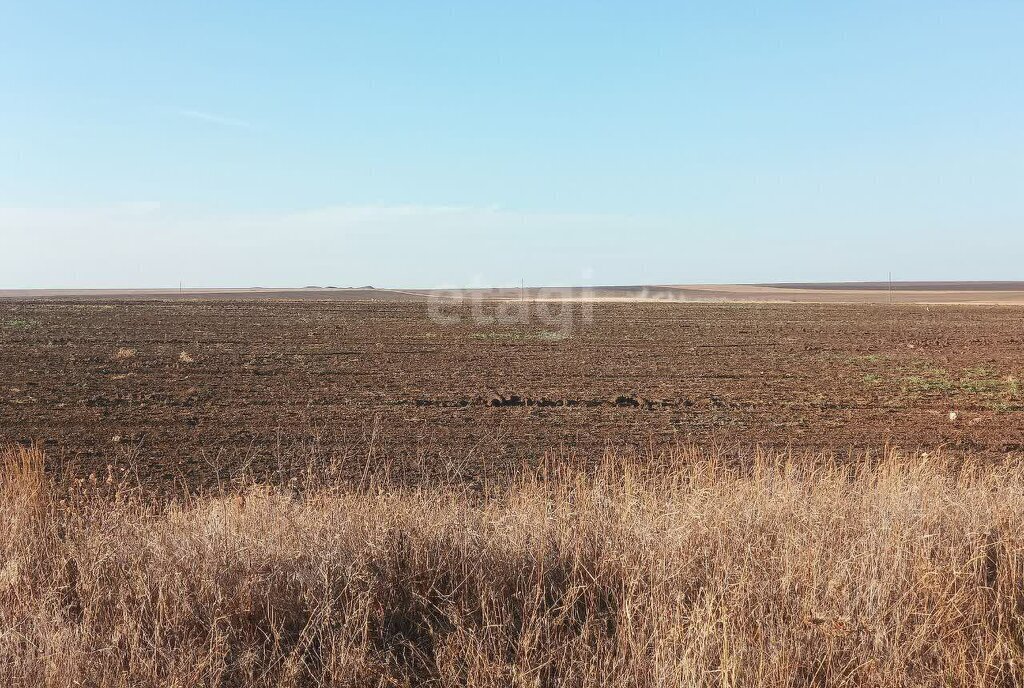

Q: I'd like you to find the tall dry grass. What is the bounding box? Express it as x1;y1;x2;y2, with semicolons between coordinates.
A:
2;444;1024;686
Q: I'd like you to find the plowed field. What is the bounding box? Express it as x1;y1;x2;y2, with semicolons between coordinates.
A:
4;298;1024;487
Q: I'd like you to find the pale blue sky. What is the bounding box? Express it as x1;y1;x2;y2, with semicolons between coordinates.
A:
2;2;1022;288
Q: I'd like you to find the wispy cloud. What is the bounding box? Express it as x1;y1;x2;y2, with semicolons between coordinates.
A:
178;109;256;130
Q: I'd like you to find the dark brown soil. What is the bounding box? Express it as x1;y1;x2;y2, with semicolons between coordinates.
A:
4;299;1024;488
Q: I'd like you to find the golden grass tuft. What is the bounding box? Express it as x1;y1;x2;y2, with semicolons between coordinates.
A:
1;444;48;517
113;347;137;361
3;444;1024;686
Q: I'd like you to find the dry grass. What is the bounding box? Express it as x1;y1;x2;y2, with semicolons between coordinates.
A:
3;445;1024;686
113;347;137;361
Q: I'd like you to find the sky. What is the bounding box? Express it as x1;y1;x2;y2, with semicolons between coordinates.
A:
1;1;1022;289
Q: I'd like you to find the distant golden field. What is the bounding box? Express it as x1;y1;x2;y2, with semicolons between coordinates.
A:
4;443;1024;687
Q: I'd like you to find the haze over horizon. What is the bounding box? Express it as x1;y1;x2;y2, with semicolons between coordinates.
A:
3;2;1022;289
